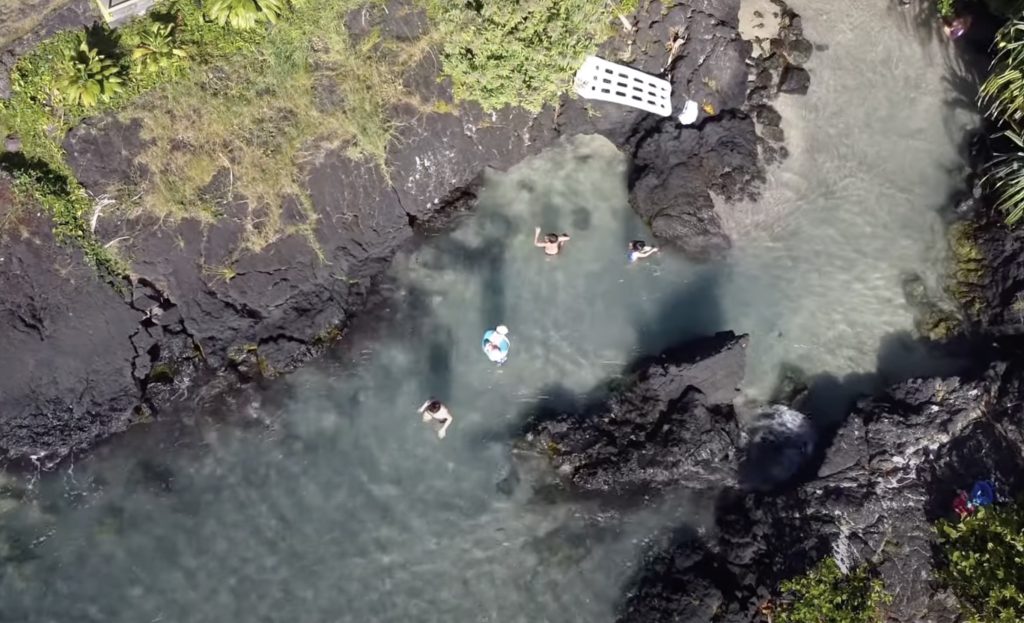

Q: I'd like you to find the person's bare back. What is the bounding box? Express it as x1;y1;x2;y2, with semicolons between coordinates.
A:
534;227;570;255
418;399;453;439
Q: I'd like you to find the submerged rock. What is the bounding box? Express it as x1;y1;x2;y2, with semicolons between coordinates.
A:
521;332;748;494
778;65;811;95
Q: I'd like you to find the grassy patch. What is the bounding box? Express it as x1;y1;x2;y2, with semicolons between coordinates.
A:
422;0;629;112
117;0;423;255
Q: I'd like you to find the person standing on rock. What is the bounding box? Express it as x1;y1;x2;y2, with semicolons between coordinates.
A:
418;399;453;439
628;240;659;263
534;227;571;255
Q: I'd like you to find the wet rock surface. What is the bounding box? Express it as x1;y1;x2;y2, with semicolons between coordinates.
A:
0;175;144;464
521;332;748;494
614;358;1024;623
1;0;786;461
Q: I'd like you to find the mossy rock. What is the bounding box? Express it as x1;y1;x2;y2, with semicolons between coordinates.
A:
946;222;987;320
147;363;175;385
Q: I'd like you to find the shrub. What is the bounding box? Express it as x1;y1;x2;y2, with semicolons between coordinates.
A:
131;22;188;73
937;0;957;18
774;558;891;623
936;503;1024;623
204;0;300;29
424;0;622;111
53;37;124;107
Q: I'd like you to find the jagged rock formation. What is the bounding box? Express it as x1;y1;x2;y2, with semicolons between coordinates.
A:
521;332;748;494
615;359;1024;623
1;0;785;461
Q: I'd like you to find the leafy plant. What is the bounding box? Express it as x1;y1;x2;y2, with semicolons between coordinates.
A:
774;558;891;623
53;37;124;107
937;0;957;18
204;0;297;29
936;503;1024;623
983;130;1024;224
131;22;188;73
981;18;1024;131
424;0;619;111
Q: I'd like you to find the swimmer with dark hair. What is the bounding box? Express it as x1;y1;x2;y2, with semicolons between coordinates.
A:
417;398;453;439
628;240;658;263
534;227;571;255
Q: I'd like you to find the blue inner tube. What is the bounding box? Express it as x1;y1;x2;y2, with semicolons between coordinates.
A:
970;480;995;507
482;330;510;363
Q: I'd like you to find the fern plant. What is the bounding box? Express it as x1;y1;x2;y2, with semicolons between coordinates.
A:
983;130;1024;225
53;38;124;107
132;23;188;73
980;18;1024;130
204;0;296;29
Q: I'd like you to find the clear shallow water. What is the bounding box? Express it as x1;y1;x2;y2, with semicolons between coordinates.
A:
0;2;979;621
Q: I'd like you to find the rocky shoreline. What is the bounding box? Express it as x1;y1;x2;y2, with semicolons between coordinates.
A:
0;0;812;464
512;327;1023;622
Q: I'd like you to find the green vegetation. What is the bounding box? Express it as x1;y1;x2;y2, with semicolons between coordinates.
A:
947;221;986;317
937;0;1024;18
936;503;1024;623
54;37;125;107
1;0;627;268
122;0;415;255
773;558;891;623
131;23;189;73
205;0;303;29
979;16;1024;225
984;129;1024;224
423;0;627;111
981;19;1024;132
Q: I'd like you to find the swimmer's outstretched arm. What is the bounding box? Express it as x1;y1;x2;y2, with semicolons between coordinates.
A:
437;414;452;439
638;246;658;258
418;400;432;422
533;227;546;247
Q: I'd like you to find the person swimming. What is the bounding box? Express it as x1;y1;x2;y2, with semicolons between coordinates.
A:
482;325;511;364
628;240;658;262
418;398;453;439
534;227;570;255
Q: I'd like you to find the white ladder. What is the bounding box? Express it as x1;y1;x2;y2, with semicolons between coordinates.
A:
573;56;673;117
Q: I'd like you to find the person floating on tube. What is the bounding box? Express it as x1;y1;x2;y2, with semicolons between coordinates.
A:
482;325;511;364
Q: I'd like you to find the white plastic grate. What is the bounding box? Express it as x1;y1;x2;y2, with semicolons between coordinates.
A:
573;56;673;117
